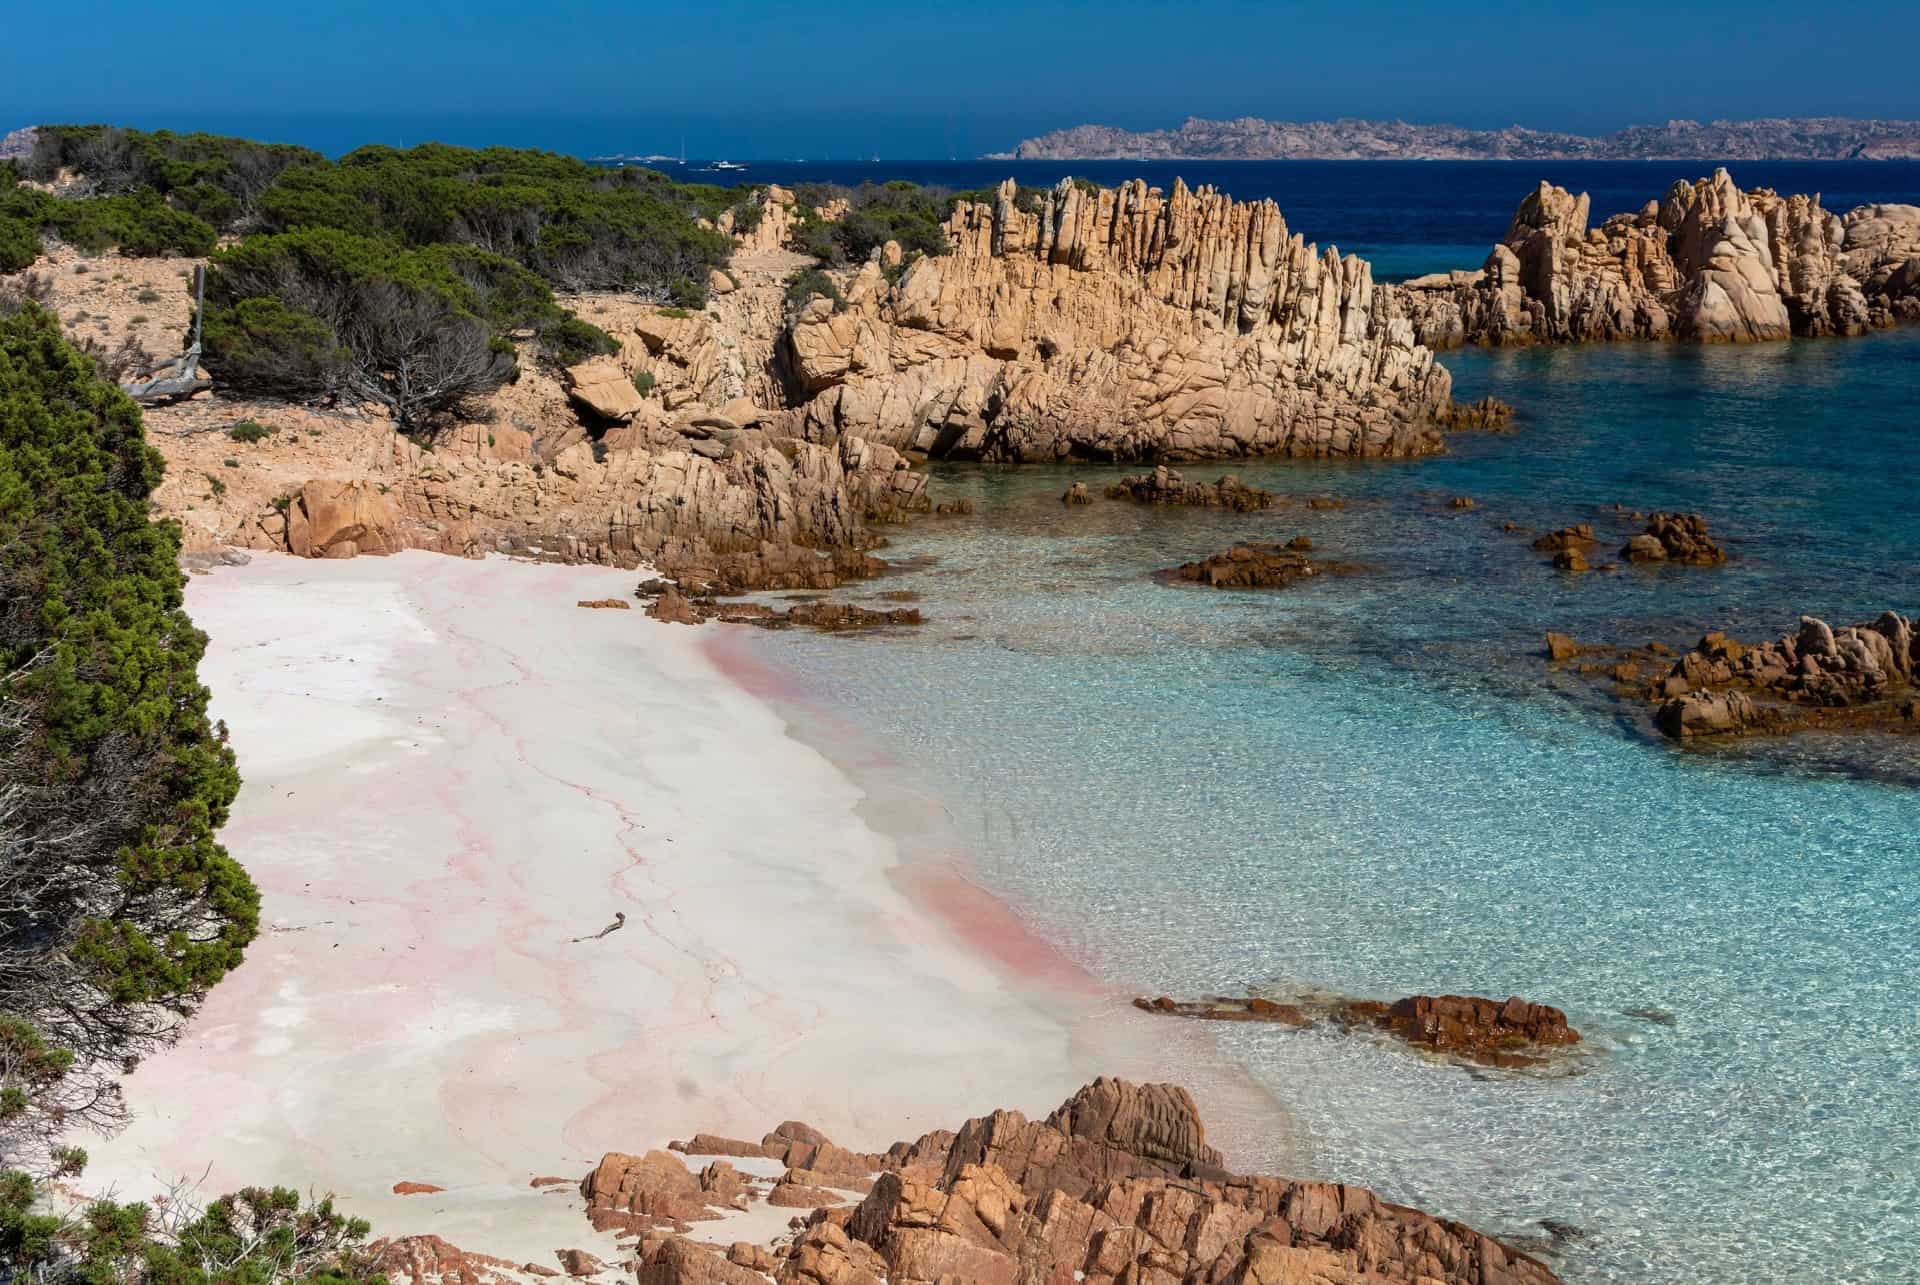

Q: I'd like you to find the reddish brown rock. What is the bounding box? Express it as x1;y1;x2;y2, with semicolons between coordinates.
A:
1132;995;1311;1025
575;598;632;610
1624;512;1726;565
390;1181;445;1196
1545;631;1579;662
1136;992;1580;1067
784;602;922;631
636;1238;771;1285
768;1180;845;1208
1637;611;1918;740
1165;542;1339;590
614;1078;1559;1285
554;1249;606;1277
1531;523;1594;554
645;587;703;626
1061;481;1093;505
371;1236;522;1285
1449;495;1477;509
529;1176;573;1188
1105;466;1275;510
1553;547;1590;572
1432;395;1515;430
1363;994;1581;1064
582;1150;727;1230
668;1134;774;1159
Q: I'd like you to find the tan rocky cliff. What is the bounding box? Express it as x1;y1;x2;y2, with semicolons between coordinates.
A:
1391;168;1920;347
786;177;1457;461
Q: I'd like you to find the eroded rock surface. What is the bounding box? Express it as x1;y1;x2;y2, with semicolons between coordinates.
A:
787;177;1462;461
1392;169;1920;347
622;1077;1559;1285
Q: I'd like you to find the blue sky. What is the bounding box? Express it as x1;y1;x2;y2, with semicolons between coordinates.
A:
6;1;1916;157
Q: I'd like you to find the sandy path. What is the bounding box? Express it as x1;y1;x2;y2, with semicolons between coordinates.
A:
81;552;1121;1263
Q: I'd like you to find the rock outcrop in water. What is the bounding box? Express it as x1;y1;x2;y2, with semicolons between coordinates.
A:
1104;466;1276;510
1163;542;1348;590
578;1078;1560;1285
1549;613;1920;743
1622;512;1726;565
1651;613;1919;739
786;178;1463;461
1135;994;1582;1068
1390;169;1920;346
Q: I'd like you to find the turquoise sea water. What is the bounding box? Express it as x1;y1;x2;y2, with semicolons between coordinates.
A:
741;328;1920;1281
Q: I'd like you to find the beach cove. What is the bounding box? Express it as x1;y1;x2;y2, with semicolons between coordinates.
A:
80;552;1290;1266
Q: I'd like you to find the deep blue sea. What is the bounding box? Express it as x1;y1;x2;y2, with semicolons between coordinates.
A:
736;162;1920;1282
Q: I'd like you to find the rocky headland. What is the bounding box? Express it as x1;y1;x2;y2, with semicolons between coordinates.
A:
20;175;1493;583
999;115;1920;161
1389;169;1920;346
375;1078;1562;1285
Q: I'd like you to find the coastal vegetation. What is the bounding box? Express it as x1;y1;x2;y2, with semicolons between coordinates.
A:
1;125;760;426
787;180;949;265
0;298;255;1169
0;301;391;1284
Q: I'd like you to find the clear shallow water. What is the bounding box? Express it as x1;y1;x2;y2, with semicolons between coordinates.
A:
742;328;1920;1282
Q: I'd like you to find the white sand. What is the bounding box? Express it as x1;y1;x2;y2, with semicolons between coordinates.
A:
79;552;1135;1264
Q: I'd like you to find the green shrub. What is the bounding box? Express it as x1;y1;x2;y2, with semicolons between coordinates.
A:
632;370;655;395
227;420;271;443
538;314;618;367
0;304;256;1164
0;218;38;273
787;181;949;266
25;125;322;231
784;268;845;316
0;1169;385;1284
204;229;521;424
656;306;691;320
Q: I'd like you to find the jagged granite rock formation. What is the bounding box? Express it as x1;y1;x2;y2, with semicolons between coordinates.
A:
786;177;1460;461
617;1077;1561;1285
1391;169;1920;346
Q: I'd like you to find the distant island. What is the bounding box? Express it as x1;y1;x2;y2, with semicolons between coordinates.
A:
992;116;1920;161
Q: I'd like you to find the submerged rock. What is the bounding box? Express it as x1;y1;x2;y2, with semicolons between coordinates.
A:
1136;993;1581;1068
1164;541;1339;589
1104;465;1275;510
